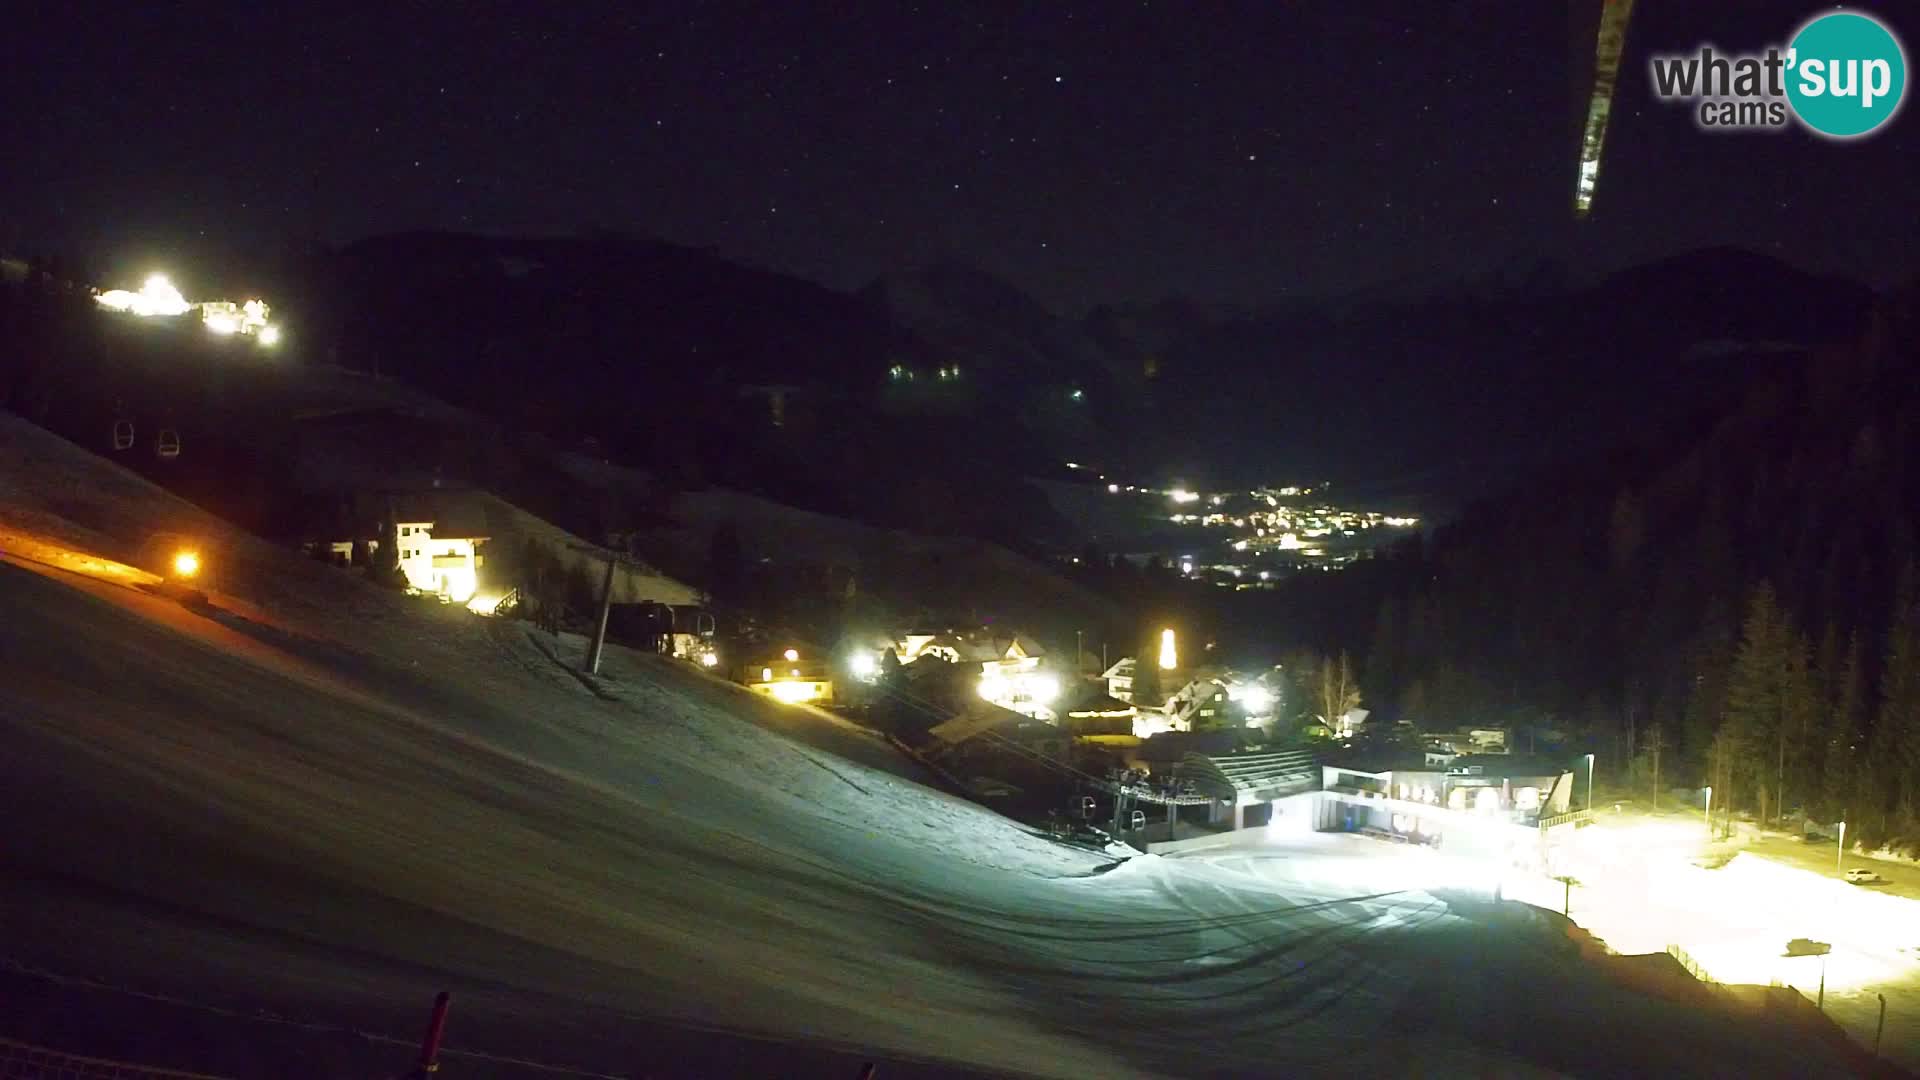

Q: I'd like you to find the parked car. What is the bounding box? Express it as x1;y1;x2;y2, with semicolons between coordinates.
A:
1844;868;1887;885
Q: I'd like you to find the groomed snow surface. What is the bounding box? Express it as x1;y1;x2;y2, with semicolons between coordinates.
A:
0;415;1877;1078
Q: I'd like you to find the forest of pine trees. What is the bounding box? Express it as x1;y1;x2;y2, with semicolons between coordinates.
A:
1275;281;1920;850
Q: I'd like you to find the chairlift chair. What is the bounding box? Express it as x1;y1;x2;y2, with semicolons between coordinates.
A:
156;429;181;459
112;420;135;450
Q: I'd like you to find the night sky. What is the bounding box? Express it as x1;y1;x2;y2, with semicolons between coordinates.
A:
4;1;1913;311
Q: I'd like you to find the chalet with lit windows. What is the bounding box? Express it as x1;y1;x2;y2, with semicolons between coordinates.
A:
320;496;490;603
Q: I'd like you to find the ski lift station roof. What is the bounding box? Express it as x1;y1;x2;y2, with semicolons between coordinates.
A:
1180;749;1319;802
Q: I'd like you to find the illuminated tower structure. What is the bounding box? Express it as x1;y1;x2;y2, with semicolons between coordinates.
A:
1574;0;1640;217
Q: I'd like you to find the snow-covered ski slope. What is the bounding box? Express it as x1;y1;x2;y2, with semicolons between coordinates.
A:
0;413;1862;1078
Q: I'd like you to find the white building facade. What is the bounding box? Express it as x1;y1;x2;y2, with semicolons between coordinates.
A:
393;521;485;603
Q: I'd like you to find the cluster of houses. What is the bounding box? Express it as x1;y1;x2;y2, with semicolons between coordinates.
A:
737;625;1582;856
296;483;1580;858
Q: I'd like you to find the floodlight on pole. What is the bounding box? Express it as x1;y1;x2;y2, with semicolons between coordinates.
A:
1838;820;1847;873
1585;753;1596;812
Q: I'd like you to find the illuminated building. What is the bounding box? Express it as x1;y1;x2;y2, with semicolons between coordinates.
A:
747;648;835;705
93;274;280;343
94;274;192;317
391;521;488;604
1318;756;1578;853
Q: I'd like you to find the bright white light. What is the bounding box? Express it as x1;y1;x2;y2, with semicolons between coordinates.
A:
1107;483;1119;493
98;275;193;317
170;550;201;578
205;313;240;335
1158;628;1177;670
464;589;509;615
1238;685;1272;713
700;651;719;668
258;325;281;346
1169;488;1200;504
761;667;773;682
849;652;877;677
141;275;189;314
783;648;800;662
769;681;818;703
1027;674;1060;705
979;675;1010;702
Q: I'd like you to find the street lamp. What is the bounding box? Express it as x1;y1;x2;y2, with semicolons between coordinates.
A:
1838;820;1847;873
1584;753;1596;812
1704;785;1713;837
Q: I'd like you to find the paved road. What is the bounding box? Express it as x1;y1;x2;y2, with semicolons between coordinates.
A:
1745;833;1920;900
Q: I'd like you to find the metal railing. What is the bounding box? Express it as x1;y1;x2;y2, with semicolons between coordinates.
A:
1666;943;1716;984
0;1036;233;1080
1538;808;1594;831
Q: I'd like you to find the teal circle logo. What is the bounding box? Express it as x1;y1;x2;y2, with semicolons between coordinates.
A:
1786;11;1907;138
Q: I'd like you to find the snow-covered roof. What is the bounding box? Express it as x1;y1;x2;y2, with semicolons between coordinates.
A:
1180;749;1319;800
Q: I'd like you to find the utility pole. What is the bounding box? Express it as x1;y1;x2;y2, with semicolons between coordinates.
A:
1650;725;1661;810
585;553;616;674
1776;718;1786;832
1875;993;1887;1057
